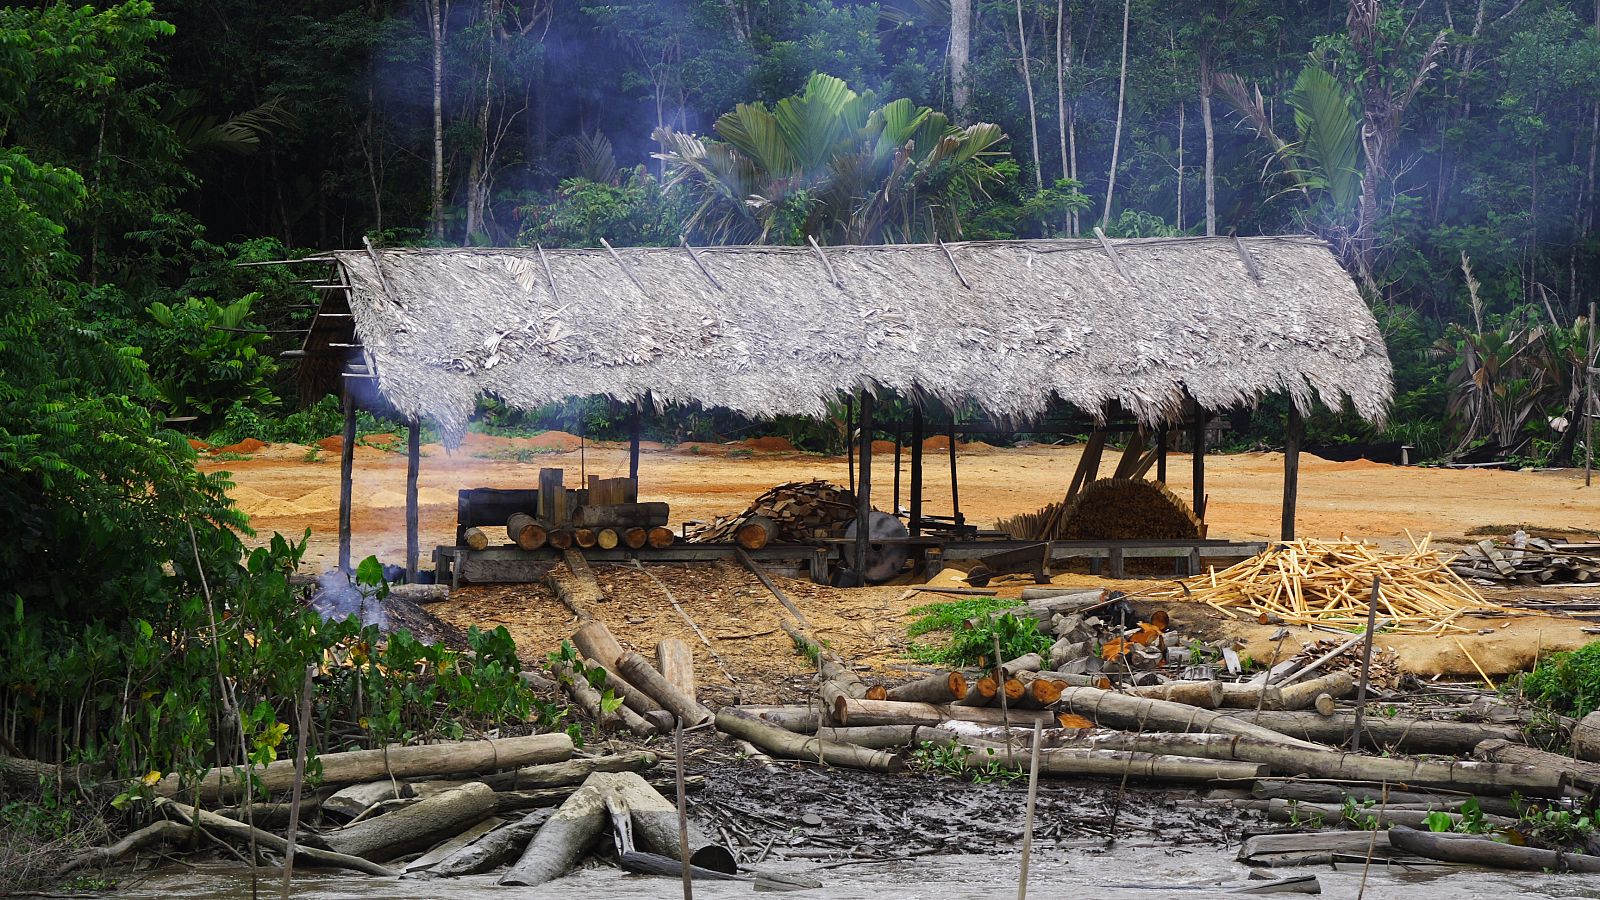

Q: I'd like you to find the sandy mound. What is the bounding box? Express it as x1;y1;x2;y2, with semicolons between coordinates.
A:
745;436;796;452
215;438;266;454
188;438;210;451
317;436;344;452
526;431;583;451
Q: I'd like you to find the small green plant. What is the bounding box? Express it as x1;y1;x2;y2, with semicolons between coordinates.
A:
790;633;822;666
909;610;1049;667
968;747;1024;784
1285;799;1325;829
1424;810;1455;832
1341;796;1380;830
908;740;972;777
1516;642;1600;718
301;446;321;462
1518;807;1597;846
209;450;251;461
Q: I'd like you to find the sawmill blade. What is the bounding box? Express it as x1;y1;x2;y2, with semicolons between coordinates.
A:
843;511;910;584
1058;478;1203;540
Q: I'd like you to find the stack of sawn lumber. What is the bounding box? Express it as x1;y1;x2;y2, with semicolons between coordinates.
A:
1451;530;1600;585
686;480;858;549
1156;537;1501;634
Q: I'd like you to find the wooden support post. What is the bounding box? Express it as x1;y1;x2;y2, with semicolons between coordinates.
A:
949;411;963;531
845;395;855;495
1156;423;1168;483
892;427;902;518
854;391;873;585
1282;406;1304;541
1586;301;1596;488
406;417;421;582
1190;401;1207;522
338;389;356;573
909;406;924;537
1349;575;1382;751
629;399;642;482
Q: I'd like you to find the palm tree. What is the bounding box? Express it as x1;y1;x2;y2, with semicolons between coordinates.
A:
653;73;1007;245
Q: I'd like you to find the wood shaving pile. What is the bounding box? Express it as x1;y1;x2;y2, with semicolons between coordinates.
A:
1165;537;1502;634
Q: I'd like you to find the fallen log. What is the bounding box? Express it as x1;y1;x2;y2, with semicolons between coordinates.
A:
1264;798;1516;830
157;799;399;877
657;638;697;701
716;709;903;772
1276;672;1354;711
886;672;969;704
1222;711;1526;755
1023;673;1064;707
570;620;625;674
59;819;193;874
154;732;573;801
1124;681;1225;709
812;725;959;750
590;662;671;728
953;673;999;707
1474;738;1600;791
423;751;659;793
591;771;736;873
323;780;411;820
430;809;554;876
1038;670;1112;689
617;651;713;726
547;528;575;550
974;746;1267;783
1219;682;1284;710
1388;824;1600;873
321;782;497;862
463;526;491;551
1248;779;1521;816
552;660;654;736
507;512;547;550
596;528;620;549
735;515;778;550
1574;711;1600;763
498;784;607;886
740;705;825;733
574;527;598;549
617;850;747;880
832;697;1076;730
1056;686;1327;750
1001;652;1044;674
1238;831;1398;867
548;557;604;619
572;502;670;530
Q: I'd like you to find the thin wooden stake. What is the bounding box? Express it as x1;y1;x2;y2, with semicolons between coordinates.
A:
807;235;841;287
994;632;1014;767
681;240;724;291
937;239;971;289
601;237;651;297
280;664;315;899
1017;720;1043;900
536;243;560;303
1348;575;1382;751
1455;638;1497;691
675;718;692;900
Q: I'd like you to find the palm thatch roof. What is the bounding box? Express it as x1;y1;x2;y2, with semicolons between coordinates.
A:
307;236;1391;447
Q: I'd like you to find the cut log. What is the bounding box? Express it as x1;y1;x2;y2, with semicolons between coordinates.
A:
153;733;573;801
574;528;597;549
571;620;627;670
1264;798;1515;830
548;557;605;620
974;746;1267;783
590;771;735;872
833;697;1081;730
321;782;497;862
498;784;607;886
1388;824;1600;873
656;638;697;702
323;779;411;820
1037;670;1113;689
553;661;656;736
647;526;675;548
617;651;712;726
623;527;648;550
572;502;670;529
741;705;825;733
1124;681;1225;709
1001;652;1044;674
1025;674;1065;706
1276;672;1354;710
156;799;399;877
488;774;704;815
1222;711;1526;755
715;708;903;772
431;809;555;876
1474;738;1600;791
586;661;668;721
735;515;778;550
1238;831;1397;867
886;672;969;704
434;751;659;792
463;526;491;551
1056;686;1327;750
59;820;193;874
953;674;999;707
547;528;575;550
1574;711;1600;763
1219;682;1284;710
597;528;620;550
812;725;959;750
507;513;547;550
1250;778;1521;817
1314;693;1338;717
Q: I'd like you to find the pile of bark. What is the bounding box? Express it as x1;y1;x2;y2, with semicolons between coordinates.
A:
686;480;857;548
1451;530;1600;585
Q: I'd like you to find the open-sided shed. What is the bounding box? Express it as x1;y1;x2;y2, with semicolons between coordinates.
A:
288;235;1392;578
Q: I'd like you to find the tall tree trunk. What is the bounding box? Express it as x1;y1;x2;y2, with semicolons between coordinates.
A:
951;0;972;123
463;1;494;245
1015;0;1043;191
1056;0;1069;182
428;0;447;240
1176;100;1186;232
1200;54;1216;236
1100;0;1131;229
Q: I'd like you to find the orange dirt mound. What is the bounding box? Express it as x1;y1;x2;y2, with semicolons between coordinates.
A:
923;435;950;450
187;439;210;451
361;433;399;448
871;439;898;454
317;436;344;452
526;431;583;451
744;436;796;452
216;438;266;454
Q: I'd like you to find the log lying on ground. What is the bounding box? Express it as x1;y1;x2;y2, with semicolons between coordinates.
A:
1474;738;1600;791
424;751;659;793
716;708;903;771
572;502;670;529
552;661;655;736
1004;590;1106;627
590;771;736;873
507;512;547;550
832;697;1076;730
1388;824;1600;873
463;526;491;551
1124;681;1225;709
596;528;620;550
1038;670;1112;688
953;673;1000;707
60;820;193;875
1574;711;1600;763
1219;682;1284;709
548;559;604;619
647;526;675;548
657;638;697;701
1055;686;1327;750
735;515;777;550
490;775;704;815
154;732;573;801
1221;711;1526;755
1021;673;1064;706
321;782;497;861
590;663;670;728
972;746;1267;783
1249;778;1520;816
431;809;554;877
1065;731;1564;796
157;798;399;877
741;705;825;733
1263;798;1516;830
623;527;648;550
1276;672;1354;710
1238;831;1398;867
547;528;575;550
886;671;968;704
617;651;712;726
813;725;960;750
499;784;607;886
1001;652;1044;674
323;780;411;820
574;528;597;549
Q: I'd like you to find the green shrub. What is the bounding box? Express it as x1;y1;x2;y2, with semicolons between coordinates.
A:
905;597;1049;667
1518;641;1600;717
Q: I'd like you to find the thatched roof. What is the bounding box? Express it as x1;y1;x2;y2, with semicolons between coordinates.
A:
308;236;1391;447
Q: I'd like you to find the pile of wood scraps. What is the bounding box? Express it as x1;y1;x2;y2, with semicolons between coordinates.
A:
686;480;857;548
1451;530;1600;585
1160;537;1502;634
460;469;675;553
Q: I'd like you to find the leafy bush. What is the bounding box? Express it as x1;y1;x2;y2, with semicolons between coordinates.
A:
144;294;279;424
1518;641;1600;718
906;597;1050;667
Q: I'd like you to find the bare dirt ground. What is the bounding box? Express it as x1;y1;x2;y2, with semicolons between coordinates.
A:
202;434;1600;682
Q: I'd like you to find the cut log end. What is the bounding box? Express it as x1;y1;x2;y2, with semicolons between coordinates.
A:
623;528;648;550
647;527;675;549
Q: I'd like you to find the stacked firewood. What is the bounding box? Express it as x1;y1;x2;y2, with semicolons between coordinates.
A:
686;480;858;548
1451;531;1600;585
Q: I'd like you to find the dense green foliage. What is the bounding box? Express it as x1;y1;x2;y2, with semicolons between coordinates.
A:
906;597;1050;666
1518;641;1600;717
